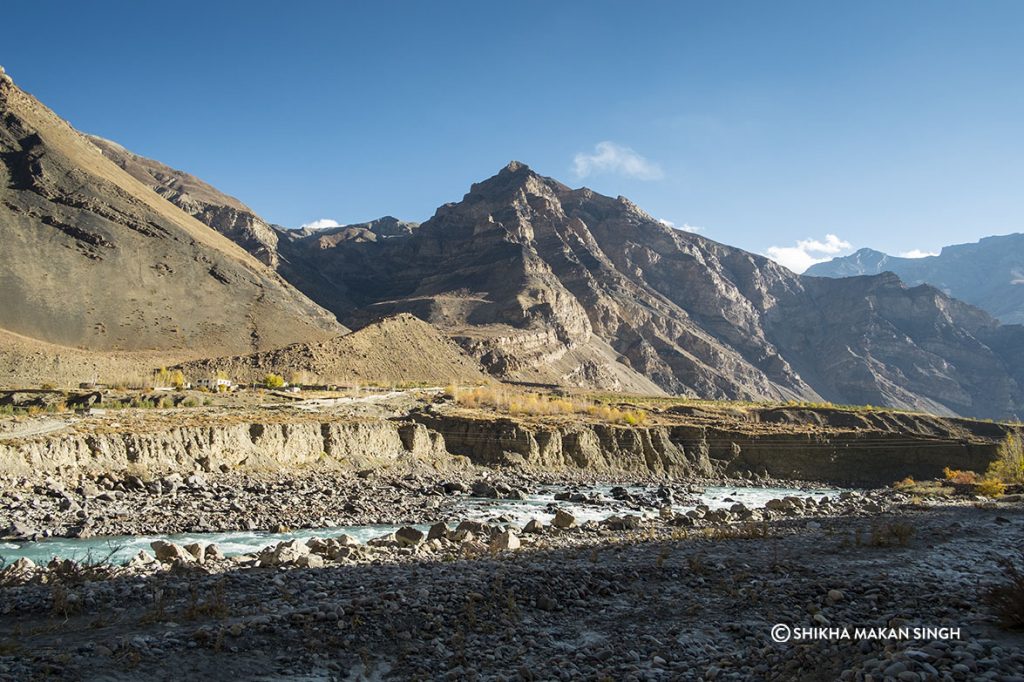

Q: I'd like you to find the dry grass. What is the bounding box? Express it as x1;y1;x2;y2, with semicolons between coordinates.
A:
943;467;979;485
866;520;915;547
976;477;1007;498
986;551;1024;629
447;385;648;425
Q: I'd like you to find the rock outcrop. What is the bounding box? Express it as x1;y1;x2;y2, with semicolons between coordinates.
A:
0;404;1014;486
0;418;455;475
411;410;1012;487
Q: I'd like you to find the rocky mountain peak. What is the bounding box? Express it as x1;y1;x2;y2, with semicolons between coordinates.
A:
463;162;570;206
502;160;528;174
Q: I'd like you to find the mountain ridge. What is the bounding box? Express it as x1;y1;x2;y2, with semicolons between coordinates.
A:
4;64;1022;419
0;68;346;364
272;160;1024;418
806;234;1024;324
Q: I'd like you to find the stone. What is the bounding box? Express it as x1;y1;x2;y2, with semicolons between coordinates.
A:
490;531;520;551
0;521;38;541
552;510;576;529
395;526;425;547
427;522;450;541
523;519;544;534
128;550;156;567
0;557;36;582
442;481;468;494
184;542;206;564
205;544;225;561
261;539;310;565
827;589;845;602
151;540;195;564
460;540;488;557
883;662;908;677
471;481;500;498
297;554;325;569
455;520;490;536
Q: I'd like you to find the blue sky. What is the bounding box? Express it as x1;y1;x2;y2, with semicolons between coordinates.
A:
4;1;1023;271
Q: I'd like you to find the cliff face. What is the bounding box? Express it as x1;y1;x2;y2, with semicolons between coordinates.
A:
278;162;1024;419
0;419;455;476
409;410;1009;487
0;409;1010;487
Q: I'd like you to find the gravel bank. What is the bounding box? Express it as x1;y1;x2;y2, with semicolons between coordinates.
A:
1;495;1021;680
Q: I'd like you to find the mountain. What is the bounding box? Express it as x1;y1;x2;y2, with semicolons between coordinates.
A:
286;216;420;241
273;162;1024;419
87;135;282;267
806;235;1024;324
174;313;490;386
0;67;345;365
10;61;1021;419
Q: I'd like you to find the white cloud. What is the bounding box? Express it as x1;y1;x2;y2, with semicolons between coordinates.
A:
658;218;702;233
573;141;663;181
765;233;852;273
898;249;938;259
299;218;342;230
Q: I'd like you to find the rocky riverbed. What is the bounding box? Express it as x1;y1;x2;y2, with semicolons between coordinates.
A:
0;487;1022;680
0;468;837;541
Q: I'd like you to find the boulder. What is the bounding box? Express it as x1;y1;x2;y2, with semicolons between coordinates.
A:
395;526;425;547
151;540;195;564
427;522;450;541
127;550;156;568
0;557;37;583
523;518;544;534
296;554;325;569
0;521;38;541
455;520;490;536
490;531;520;551
552;509;576;529
260;539;311;566
184;542;207;564
603;514;643;531
471;481;500;498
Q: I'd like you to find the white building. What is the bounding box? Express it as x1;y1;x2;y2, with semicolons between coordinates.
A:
195;377;232;390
